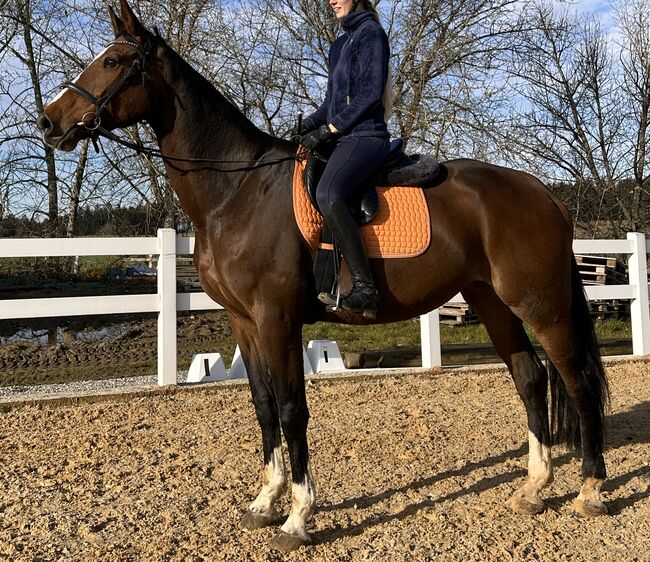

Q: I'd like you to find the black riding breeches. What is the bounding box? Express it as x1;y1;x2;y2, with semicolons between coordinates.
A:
315;135;390;213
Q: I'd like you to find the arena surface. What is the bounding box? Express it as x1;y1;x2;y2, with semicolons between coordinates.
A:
1;361;649;561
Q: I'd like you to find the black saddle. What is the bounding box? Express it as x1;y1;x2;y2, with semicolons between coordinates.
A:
304;138;441;224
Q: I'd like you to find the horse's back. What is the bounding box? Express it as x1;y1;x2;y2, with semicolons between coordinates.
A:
425;158;574;307
426;158;572;251
370;158;573;320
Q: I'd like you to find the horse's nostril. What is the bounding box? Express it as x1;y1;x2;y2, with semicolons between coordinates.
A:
37;113;53;134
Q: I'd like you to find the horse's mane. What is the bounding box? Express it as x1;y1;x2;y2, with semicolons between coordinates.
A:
157;36;282;146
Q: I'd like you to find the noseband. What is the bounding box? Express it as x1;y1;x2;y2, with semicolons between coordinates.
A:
63;36;154;133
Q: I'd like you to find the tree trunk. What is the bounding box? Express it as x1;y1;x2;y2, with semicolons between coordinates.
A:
18;0;59;235
66;138;89;238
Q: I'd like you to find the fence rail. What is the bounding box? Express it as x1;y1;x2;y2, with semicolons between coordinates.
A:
1;230;648;385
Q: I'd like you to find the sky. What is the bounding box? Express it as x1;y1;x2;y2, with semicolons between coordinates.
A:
0;0;636;216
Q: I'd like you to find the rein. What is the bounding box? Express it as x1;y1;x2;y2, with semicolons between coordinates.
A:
63;36;303;172
92;126;301;171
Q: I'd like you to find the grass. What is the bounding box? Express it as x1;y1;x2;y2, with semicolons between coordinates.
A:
303;318;632;355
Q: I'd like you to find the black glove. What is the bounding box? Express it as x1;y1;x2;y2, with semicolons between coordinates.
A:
289;123;308;143
300;124;336;150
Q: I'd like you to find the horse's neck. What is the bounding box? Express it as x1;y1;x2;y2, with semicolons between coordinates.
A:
149;55;275;227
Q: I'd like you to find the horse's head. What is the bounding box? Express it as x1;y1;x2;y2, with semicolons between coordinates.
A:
37;0;157;151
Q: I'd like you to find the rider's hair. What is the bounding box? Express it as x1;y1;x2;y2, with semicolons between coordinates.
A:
351;1;392;118
353;0;380;22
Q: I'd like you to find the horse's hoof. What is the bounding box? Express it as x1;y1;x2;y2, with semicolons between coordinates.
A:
509;494;544;515
240;510;276;531
271;530;311;552
573;498;608;517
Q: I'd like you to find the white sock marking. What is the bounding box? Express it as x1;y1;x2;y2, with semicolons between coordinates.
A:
280;463;316;540
249;446;286;516
527;429;553;489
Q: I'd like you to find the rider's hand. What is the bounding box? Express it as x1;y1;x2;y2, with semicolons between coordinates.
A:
289;123;308;143
300;124;336;150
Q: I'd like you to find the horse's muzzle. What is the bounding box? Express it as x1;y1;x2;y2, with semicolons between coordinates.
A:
36;113;53;136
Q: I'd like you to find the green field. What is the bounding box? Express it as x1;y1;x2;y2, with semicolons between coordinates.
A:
303;318;632;352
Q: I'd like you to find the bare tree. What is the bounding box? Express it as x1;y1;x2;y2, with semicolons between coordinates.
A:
504;5;636;236
618;0;650;231
4;0;650;240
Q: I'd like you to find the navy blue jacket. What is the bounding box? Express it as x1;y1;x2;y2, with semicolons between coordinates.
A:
303;10;389;138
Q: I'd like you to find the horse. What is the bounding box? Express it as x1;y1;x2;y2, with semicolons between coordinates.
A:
37;0;609;552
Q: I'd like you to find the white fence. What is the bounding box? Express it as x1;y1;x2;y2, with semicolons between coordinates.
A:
0;230;648;386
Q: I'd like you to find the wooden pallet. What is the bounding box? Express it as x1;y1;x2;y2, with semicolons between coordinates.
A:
579;270;627;285
177;264;201;291
588;300;630;320
575;254;624;270
438;302;479;326
575;255;626;285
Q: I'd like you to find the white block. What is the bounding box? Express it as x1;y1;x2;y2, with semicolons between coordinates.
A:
307;340;346;373
229;345;315;378
302;348;315;375
186;353;227;383
229;346;248;380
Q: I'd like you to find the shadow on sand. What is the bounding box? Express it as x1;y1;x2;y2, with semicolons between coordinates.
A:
313;400;650;545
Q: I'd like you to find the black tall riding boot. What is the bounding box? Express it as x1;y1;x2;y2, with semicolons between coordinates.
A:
322;199;378;319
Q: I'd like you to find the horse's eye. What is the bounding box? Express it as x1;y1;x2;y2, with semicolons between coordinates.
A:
103;58;118;68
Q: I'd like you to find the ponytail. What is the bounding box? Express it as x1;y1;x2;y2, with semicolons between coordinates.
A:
354;0;380;22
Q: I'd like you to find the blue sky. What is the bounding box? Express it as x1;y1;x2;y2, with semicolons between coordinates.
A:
0;0;635;216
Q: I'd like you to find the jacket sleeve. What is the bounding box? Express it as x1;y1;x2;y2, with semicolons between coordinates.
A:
302;43;338;132
330;26;388;134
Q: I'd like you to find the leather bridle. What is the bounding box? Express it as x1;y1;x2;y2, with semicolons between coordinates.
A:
62;36;153;135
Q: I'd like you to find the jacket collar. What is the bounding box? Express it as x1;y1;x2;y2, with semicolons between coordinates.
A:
341;10;373;32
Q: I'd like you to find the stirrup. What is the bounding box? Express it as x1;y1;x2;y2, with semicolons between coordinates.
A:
340;283;378;319
318;292;337;307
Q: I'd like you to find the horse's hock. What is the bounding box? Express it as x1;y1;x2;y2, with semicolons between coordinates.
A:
1;361;648;561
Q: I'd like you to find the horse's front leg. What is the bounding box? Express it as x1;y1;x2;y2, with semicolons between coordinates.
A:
231;318;287;530
261;322;316;551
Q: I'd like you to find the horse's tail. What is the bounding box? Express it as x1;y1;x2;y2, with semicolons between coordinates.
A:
548;254;610;449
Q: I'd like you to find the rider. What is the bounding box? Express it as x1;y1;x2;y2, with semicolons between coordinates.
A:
296;0;391;319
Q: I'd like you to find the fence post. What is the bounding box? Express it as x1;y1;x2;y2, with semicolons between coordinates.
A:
420;310;442;367
158;228;177;385
627;232;650;356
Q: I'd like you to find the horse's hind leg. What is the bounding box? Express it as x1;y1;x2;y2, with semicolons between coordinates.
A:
462;282;553;514
231;316;287;531
529;317;608;516
502;260;609;517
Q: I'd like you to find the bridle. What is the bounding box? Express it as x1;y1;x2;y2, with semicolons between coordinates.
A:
63;36;153;136
60;34;302;171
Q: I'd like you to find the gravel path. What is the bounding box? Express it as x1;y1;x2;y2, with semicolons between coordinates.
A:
0;374;163;399
0;361;649;561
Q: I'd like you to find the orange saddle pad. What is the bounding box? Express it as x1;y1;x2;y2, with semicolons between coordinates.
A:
293;154;431;259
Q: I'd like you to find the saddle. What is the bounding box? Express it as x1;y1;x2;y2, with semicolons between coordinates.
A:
293;140;441;300
293;139;440;259
304;139;441;224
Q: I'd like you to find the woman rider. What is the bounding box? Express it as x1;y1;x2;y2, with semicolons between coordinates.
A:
297;0;390;319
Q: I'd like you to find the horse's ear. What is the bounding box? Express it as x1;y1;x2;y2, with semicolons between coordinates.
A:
108;5;128;38
119;0;149;40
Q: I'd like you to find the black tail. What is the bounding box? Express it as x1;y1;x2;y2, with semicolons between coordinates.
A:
549;255;610;449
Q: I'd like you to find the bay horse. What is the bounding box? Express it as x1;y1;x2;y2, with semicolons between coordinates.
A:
37;0;609;551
